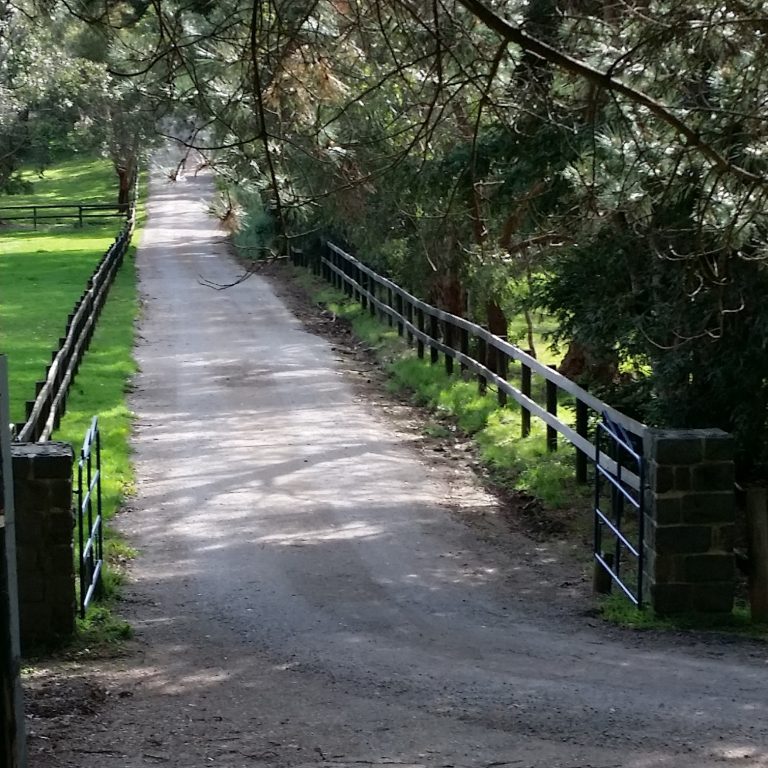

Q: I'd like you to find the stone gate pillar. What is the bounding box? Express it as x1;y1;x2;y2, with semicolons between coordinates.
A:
11;443;75;651
643;429;735;614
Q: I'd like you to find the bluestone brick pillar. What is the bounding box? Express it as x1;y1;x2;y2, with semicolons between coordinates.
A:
643;428;735;614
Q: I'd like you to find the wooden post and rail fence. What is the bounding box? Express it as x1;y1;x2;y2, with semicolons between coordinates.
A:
0;203;127;230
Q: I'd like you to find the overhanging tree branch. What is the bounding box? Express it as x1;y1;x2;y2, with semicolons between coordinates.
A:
455;0;767;186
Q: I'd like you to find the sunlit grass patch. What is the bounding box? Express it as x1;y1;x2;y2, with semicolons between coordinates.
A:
1;155;120;420
52;244;139;652
74;604;133;654
0;227;117;422
2;156;116;205
2;160;142;653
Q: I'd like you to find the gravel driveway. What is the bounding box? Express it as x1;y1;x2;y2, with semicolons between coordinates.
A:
26;164;768;768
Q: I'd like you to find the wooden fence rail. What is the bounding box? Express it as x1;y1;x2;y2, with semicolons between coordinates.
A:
0;202;127;230
293;241;647;490
12;197;136;443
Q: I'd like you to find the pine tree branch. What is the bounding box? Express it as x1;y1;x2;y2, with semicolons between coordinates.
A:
455;0;766;186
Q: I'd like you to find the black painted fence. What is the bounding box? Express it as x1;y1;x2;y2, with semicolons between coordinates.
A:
292;241;647;490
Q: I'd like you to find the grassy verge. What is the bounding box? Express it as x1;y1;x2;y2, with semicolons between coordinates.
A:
0;156;141;652
52;252;138;649
600;594;768;636
48;173;147;651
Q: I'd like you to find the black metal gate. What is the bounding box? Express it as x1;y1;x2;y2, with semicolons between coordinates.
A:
594;413;646;606
76;416;103;618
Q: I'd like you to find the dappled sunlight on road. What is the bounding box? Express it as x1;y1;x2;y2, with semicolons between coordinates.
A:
255;522;387;546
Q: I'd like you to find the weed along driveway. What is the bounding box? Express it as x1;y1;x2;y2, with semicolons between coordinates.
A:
27;164;768;768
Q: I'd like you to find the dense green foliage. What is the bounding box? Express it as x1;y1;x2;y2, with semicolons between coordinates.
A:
0;1;158;199
7;0;768;474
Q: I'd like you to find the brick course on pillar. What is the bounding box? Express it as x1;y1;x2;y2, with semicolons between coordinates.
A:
643;428;735;615
11;442;75;651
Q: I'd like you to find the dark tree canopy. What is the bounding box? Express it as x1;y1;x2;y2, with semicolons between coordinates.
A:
6;0;768;474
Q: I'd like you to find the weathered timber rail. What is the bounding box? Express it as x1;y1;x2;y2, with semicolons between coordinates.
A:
12;198;136;443
0;202;127;229
293;242;647;490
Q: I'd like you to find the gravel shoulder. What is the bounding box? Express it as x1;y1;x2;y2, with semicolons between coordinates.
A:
24;165;768;768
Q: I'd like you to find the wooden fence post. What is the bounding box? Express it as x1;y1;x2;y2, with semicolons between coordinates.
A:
444;322;454;375
0;358;26;768
395;294;404;336
429;314;439;364
497;350;508;407
460;328;469;374
576;399;589;483
477;336;487;394
369;278;376;317
746;487;768;622
406;302;414;344
521;359;531;438
416;308;425;359
546;366;558;451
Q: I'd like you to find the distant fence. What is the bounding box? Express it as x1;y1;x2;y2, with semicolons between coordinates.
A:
292;242;647;490
0;202;127;230
12;194;136;443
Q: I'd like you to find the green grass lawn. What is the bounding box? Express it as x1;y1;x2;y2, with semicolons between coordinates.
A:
1;227;118;422
1;156;117;206
0;156;119;422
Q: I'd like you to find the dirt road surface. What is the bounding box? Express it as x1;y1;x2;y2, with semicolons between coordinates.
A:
26;165;768;767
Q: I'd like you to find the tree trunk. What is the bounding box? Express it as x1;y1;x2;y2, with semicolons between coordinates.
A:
116;163;134;211
429;273;466;317
486;300;508;373
559;341;617;384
